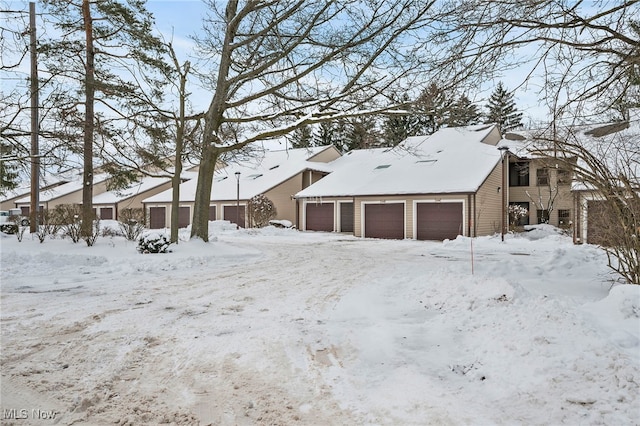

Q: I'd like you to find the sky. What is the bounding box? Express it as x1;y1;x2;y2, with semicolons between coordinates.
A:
142;0;550;125
1;0;553;135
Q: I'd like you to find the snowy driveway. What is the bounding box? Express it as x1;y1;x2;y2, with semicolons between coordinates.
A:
1;227;638;425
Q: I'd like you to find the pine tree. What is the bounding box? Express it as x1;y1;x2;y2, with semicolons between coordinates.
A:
447;95;481;127
289;125;314;148
414;83;451;135
485;82;523;133
337;116;381;152
313;122;338;147
40;0;168;239
0;143;19;196
381;92;422;146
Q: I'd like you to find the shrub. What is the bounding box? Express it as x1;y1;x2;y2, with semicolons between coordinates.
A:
137;231;172;254
248;194;277;228
84;218;100;247
34;209;62;243
54;204;83;243
508;204;529;229
118;208;145;241
54;204;98;244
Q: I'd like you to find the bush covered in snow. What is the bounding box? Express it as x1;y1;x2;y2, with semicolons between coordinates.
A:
137;231;172;254
248;194;277;228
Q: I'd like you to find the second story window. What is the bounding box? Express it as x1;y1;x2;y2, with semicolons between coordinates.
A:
557;168;572;185
509;161;530;187
537;168;549;186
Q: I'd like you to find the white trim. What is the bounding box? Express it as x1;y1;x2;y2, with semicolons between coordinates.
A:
360;200;407;239
302;199;336;231
413;198;466;240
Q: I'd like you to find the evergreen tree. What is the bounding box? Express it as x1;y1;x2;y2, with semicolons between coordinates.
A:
380;92;422;146
289;125;314;148
447;95;481;127
40;0;168;238
0;143;19;196
313;122;338;147
337;116;381;152
485;82;523;133
414;83;451;135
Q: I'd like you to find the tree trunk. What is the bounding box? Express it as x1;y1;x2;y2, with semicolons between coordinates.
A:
190;146;218;241
170;62;189;244
81;0;95;238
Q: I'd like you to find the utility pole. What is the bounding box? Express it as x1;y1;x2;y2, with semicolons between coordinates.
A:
29;1;39;233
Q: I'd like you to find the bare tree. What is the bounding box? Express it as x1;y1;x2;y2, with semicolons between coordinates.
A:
96;40;203;244
190;0;469;241
531;123;639;284
437;1;639;118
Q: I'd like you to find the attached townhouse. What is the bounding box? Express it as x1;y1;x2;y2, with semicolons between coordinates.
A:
295;124;507;240
142;145;341;229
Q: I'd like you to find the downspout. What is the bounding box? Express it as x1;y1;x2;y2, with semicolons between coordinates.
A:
473;193;477;237
467;194;472;237
573;192;579;244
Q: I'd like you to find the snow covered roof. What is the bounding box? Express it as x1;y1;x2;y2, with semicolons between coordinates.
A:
14;173;111;204
92;171;198;204
143;145;338;203
296;125;503;198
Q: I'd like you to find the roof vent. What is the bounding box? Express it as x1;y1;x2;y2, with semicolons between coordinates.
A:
269;165;280;170
375;164;391;169
214;176;228;182
248;173;263;179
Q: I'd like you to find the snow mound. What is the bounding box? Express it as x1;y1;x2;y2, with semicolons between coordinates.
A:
583;285;640;351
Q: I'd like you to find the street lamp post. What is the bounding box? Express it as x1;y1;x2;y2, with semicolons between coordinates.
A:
498;146;509;242
235;171;241;229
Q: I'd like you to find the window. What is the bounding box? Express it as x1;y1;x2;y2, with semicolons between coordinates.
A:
557;169;572;185
509;162;529;187
537;209;549;224
558;209;571;228
536;168;549;186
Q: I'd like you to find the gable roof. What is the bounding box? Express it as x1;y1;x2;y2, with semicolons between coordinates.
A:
143;145;339;203
295;125;503;198
92;171;198;204
14;173;111;204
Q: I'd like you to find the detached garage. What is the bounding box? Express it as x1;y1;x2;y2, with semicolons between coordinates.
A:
416;202;463;241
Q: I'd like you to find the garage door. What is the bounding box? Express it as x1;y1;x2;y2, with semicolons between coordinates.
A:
364;203;404;239
99;207;113;220
339;202;354;233
178;206;190;228
224;205;246;228
587;200;609;245
416;202;463;240
209;205;217;221
149;207;166;229
306;203;334;232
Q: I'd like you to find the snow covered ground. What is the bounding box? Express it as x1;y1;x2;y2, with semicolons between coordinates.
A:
1;223;638;425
